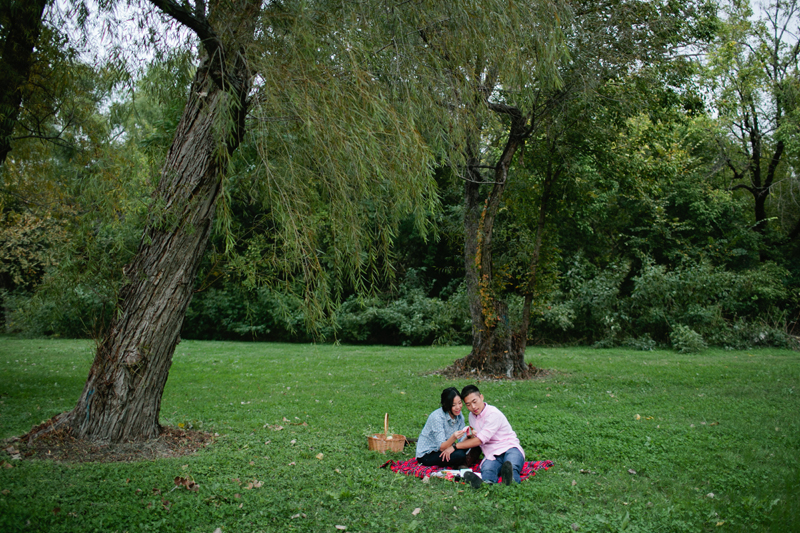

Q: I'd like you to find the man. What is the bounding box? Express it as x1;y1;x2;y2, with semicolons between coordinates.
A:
454;384;525;488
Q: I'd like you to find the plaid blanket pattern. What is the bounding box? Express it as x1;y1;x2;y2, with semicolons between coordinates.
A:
380;457;553;482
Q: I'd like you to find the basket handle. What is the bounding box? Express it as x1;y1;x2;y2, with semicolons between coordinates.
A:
384;413;389;437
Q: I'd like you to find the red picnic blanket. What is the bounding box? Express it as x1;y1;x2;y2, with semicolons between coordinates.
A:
380;457;553;483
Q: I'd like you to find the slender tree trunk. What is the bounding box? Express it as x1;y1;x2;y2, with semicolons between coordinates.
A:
454;104;534;378
0;0;49;166
26;44;251;442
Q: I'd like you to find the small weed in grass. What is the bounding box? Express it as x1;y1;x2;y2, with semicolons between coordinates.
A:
0;338;798;532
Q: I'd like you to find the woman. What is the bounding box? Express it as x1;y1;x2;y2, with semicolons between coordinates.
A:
415;387;469;467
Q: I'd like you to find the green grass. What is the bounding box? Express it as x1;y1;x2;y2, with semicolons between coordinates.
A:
0;338;798;533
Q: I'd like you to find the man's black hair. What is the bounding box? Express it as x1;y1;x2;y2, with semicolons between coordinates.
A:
460;384;481;400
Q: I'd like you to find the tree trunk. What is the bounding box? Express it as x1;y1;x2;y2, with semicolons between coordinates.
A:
0;0;49;166
454;104;534;378
27;45;251;442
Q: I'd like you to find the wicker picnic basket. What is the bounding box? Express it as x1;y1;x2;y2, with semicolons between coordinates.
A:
367;413;406;453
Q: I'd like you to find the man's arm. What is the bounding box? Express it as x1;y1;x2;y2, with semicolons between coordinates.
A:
455;436;482;450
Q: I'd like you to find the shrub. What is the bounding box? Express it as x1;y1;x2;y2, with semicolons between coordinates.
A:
329;274;470;346
182;285;308;341
670;324;707;353
5;285;114;338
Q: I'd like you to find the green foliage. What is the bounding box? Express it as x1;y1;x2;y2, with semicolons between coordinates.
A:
526;254;795;351
0;339;798;532
182;285;308;342
4;284;114;338
669;324;708;353
329;270;470;346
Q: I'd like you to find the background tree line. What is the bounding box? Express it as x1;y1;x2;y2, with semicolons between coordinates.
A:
2;0;799;357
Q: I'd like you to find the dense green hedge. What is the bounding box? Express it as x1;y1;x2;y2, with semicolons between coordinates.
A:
4;259;797;351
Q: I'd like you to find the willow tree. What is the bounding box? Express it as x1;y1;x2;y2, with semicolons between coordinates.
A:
26;0;438;443
371;0;718;377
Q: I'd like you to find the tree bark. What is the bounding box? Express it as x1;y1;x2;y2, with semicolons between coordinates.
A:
0;0;49;166
454;104;534;378
26;25;251;442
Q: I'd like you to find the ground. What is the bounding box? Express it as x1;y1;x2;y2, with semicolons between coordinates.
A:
4;426;213;464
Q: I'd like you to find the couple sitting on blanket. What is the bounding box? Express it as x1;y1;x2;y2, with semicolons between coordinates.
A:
416;384;524;488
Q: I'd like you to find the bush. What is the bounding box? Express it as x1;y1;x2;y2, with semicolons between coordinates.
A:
329;272;470;346
5;285;115;338
670;324;707;353
182;285;308;341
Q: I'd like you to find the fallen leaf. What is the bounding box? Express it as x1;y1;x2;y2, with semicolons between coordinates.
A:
152;488;161;495
571;524;580;531
316;453;324;460
253;480;262;488
288;462;296;466
716;521;725;526
239;503;243;508
628;469;636;475
707;493;715;498
292;514;301;519
52;507;60;515
635;414;641;420
283;417;290;422
264;440;271;445
174;476;191;490
234;493;241;499
290;439;297;445
5;447;21;460
335;526;347;530
422;476;430;484
249;461;255;465
1;489;9;495
412;507;421;516
571;480;577;486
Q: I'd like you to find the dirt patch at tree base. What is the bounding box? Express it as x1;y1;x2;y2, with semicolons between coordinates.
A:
433;364;554;381
3;426;214;464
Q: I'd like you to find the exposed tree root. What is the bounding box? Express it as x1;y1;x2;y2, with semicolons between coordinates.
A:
5;423;213;464
435;360;552;381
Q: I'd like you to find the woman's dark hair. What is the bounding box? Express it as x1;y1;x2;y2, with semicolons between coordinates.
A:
440;387;461;416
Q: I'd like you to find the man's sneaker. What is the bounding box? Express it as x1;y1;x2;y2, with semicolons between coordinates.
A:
500;460;514;486
463;471;483;489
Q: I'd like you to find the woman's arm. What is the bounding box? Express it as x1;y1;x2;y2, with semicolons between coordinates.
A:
438;427;468;451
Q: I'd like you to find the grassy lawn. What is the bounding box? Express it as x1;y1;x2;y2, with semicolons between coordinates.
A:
0;338;798;532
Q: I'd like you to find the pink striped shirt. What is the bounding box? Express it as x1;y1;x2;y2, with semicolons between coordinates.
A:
469;403;524;463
